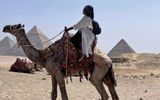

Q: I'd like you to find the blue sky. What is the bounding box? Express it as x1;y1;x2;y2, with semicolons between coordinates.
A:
0;0;160;54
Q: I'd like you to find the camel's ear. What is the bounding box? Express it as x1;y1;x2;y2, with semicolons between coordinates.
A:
22;24;25;27
17;24;21;28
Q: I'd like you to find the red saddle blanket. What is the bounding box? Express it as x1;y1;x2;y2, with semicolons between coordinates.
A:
40;34;96;72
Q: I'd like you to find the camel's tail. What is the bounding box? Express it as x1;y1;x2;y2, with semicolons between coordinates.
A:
104;64;117;87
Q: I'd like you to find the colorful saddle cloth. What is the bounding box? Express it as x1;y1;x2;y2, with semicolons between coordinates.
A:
40;33;96;73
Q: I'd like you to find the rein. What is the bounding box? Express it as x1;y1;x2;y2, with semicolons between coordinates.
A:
11;27;25;33
12;28;64;47
65;32;69;84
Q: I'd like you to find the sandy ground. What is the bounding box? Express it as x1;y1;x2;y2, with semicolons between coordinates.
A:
1;56;160;100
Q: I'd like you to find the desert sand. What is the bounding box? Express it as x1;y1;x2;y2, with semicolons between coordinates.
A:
0;54;160;100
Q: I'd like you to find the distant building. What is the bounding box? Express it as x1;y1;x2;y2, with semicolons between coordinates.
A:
108;39;136;58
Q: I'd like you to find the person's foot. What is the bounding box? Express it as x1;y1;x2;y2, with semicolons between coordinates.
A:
79;55;85;62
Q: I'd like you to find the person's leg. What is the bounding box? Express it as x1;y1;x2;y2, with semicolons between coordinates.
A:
70;31;82;50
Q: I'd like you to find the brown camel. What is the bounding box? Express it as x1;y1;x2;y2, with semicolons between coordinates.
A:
2;24;119;100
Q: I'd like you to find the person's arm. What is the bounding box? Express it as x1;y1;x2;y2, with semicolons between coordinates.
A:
65;26;73;32
65;16;90;32
65;16;89;31
73;16;89;30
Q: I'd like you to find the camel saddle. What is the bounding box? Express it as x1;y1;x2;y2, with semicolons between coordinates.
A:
10;58;34;73
39;33;97;73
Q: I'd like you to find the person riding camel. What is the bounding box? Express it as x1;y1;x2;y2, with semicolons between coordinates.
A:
65;5;96;62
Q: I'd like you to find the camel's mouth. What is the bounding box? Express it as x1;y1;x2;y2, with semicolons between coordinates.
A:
2;25;11;33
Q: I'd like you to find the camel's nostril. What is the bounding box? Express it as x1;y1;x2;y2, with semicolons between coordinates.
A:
2;25;11;32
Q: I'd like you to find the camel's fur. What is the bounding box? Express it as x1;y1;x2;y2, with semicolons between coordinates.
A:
2;24;119;100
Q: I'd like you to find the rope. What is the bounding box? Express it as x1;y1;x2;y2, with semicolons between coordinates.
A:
12;35;19;57
18;30;64;47
65;32;69;84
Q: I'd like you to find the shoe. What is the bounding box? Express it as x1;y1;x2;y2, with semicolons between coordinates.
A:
79;55;85;62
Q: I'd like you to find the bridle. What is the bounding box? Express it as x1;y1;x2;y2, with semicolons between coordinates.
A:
9;25;24;33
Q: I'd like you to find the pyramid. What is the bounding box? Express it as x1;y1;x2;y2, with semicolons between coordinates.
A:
0;36;16;55
27;26;52;49
8;44;25;56
8;26;52;56
108;39;136;58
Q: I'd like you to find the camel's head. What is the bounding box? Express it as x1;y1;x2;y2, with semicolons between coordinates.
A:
2;24;25;35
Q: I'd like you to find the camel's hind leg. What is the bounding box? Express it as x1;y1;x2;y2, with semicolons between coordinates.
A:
51;75;57;100
103;65;119;100
90;64;109;100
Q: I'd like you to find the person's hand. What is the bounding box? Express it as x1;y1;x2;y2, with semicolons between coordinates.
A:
64;26;68;32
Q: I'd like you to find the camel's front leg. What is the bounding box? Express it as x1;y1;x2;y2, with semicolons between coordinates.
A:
56;69;68;100
51;75;57;100
46;56;68;100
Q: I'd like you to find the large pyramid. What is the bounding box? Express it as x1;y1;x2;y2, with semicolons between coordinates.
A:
27;26;52;49
8;26;52;56
108;39;136;58
0;37;16;55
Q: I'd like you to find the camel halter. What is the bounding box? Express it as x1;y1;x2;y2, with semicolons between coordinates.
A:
9;25;25;32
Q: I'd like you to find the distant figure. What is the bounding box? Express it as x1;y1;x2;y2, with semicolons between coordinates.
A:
65;5;96;62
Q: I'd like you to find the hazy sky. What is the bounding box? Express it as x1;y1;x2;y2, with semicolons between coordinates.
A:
0;0;160;54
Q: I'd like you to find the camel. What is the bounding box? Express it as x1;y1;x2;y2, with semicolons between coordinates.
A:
2;24;119;100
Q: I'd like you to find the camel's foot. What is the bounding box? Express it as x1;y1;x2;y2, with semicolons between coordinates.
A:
51;94;57;100
112;95;119;100
98;97;109;100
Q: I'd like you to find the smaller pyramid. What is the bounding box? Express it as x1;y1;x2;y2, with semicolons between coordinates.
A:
0;37;16;55
8;44;25;56
108;39;136;58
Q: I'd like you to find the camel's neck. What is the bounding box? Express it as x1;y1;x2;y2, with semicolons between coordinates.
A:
14;29;41;64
